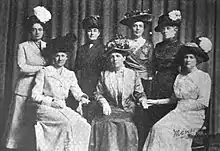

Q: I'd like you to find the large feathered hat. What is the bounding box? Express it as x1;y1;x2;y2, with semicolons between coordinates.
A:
104;34;131;57
175;37;212;65
82;15;102;29
120;10;153;28
25;6;52;30
155;10;181;32
44;33;77;57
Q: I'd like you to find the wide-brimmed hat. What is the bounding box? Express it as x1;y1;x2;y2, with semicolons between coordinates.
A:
45;33;77;56
104;34;131;57
82;15;102;29
155;10;181;32
175;37;212;65
120;10;153;28
25;6;51;30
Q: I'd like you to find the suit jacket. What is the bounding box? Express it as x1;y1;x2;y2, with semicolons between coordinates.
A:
94;67;146;113
32;66;87;104
15;41;46;96
74;40;105;98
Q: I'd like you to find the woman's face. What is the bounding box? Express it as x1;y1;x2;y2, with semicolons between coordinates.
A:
31;23;44;41
183;54;197;70
87;28;100;41
161;26;178;40
109;52;126;69
132;21;145;38
53;52;68;67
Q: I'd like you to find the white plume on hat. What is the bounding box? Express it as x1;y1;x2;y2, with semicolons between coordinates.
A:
168;10;181;21
198;37;212;53
33;6;51;24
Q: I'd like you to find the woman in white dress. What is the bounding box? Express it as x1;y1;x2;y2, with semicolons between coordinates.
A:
31;33;91;151
142;37;212;151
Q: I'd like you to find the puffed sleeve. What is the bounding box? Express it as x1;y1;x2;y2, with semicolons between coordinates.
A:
17;44;43;75
133;72;147;102
69;71;88;101
31;68;53;105
197;72;211;107
94;71;108;105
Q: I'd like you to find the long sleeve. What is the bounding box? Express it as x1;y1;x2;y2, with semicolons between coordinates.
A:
31;68;53;105
196;73;211;107
133;72;147;102
17;44;43;75
187;72;211;110
69;72;88;101
151;46;157;77
94;72;108;105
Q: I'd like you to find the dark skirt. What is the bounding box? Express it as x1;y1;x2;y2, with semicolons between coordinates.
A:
89;106;138;151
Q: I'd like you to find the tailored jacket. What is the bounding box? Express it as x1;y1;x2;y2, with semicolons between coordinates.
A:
15;41;46;96
94;67;146;113
32;66;87;104
74;40;105;98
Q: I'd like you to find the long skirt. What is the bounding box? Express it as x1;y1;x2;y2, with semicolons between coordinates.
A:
89;107;138;151
35;104;91;151
143;107;205;151
2;94;35;150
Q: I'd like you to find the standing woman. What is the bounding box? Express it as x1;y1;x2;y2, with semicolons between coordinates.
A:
75;15;104;99
74;15;105;121
2;6;51;151
143;37;212;151
139;10;183;150
119;10;154;96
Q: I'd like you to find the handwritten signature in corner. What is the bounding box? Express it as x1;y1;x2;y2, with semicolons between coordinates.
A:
173;128;200;139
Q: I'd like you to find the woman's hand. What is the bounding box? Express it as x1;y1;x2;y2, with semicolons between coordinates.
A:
76;102;83;115
140;98;153;109
51;99;65;109
102;102;111;115
80;97;90;104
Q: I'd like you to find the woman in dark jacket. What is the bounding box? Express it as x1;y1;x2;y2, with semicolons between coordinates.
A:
139;10;184;150
74;15;105;122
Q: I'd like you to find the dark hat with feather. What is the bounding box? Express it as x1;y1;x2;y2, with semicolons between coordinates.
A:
82;15;102;29
175;36;212;65
44;33;77;57
25;6;51;31
155;10;182;32
120;10;153;28
104;34;131;57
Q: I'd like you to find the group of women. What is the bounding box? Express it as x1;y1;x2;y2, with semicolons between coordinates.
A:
2;5;212;151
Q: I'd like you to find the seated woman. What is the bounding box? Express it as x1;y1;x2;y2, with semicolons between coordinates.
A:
89;35;148;151
31;33;91;151
142;37;212;151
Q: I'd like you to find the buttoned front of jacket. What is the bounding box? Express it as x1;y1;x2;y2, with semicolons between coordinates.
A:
15;41;46;96
94;67;146;113
32;66;87;104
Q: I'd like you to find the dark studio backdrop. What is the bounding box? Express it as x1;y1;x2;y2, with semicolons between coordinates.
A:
0;0;220;149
